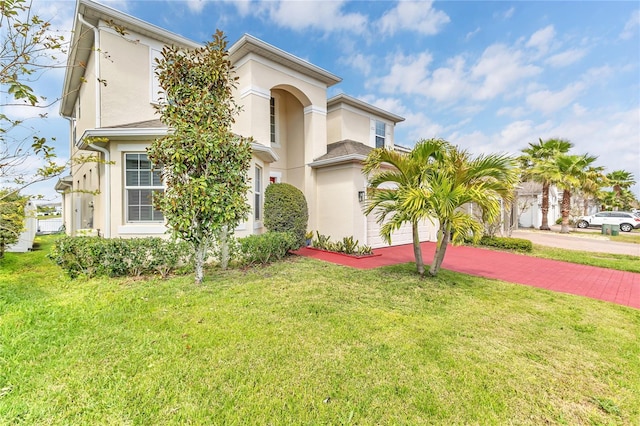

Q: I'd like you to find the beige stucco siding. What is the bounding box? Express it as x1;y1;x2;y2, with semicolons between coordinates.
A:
99;30;157;127
315;163;367;243
328;108;370;145
75;49;97;133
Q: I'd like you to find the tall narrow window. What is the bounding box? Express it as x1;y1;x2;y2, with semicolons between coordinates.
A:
254;165;262;221
125;153;164;222
270;97;276;144
375;121;386;148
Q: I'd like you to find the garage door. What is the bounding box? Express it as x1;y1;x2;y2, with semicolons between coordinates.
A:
366;214;436;248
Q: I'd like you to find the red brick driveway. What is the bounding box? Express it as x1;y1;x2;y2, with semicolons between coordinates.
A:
295;242;640;310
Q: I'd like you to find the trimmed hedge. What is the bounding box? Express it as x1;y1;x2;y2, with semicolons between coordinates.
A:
478;236;533;252
238;231;298;266
263;183;308;248
48;237;193;279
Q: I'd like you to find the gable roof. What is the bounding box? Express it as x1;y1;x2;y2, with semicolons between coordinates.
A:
61;0;342;118
229;34;342;87
309;140;373;168
61;0;200;118
327;94;405;124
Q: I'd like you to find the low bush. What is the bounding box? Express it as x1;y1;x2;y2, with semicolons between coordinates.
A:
263;183;308;248
312;233;373;256
238;231;298;266
49;237;193;279
478;236;533;252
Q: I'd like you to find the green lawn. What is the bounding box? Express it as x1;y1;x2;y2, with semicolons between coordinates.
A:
530;245;640;273
1;236;639;425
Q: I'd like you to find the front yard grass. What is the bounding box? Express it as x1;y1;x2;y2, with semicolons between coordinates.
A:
530;245;640;273
1;236;639;425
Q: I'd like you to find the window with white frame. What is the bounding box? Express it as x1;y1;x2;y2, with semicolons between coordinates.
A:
125;153;164;222
254;165;262;221
270;97;276;144
375;120;386;148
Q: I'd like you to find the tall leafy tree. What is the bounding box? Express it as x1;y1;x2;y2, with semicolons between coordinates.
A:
578;165;607;215
606;170;635;196
1;0;67;198
148;31;252;284
365;139;519;277
519;138;573;230
538;153;598;233
605;170;637;210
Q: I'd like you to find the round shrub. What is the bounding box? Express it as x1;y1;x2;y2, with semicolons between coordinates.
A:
263;183;308;247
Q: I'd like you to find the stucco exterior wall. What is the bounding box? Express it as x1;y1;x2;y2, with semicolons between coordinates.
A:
315;163;367;243
99;29;157;127
75;48;97;134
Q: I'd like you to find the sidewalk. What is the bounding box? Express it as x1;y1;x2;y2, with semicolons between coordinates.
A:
294;242;640;310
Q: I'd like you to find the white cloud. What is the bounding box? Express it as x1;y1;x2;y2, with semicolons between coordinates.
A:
620;10;640;40
465;27;481;41
572;103;587;116
471;44;542;100
503;7;515;20
186;0;206;13
340;53;373;76
421;56;470;102
373;51;433;95
260;0;368;34
526;25;555;56
497;106;528;118
545;48;587;68
378;0;450;36
526;82;585;115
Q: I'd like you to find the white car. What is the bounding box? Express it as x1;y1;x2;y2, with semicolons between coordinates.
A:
576;211;640;232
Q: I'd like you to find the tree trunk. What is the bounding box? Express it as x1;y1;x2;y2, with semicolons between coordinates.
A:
560;189;572;234
411;219;425;276
429;224;450;276
540;183;551;230
583;197;588;216
194;241;207;284
218;226;230;269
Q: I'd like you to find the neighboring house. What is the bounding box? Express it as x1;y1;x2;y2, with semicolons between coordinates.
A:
56;0;437;248
6;200;37;253
515;181;561;229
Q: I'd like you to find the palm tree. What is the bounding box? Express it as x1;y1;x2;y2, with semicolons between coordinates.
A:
579;165;607;215
364;139;519;277
363;138;447;275
538;154;598;233
606;170;636;209
519;138;573;230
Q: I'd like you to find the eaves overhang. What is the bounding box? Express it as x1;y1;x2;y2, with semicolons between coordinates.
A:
61;0;201;118
76;128;278;163
251;142;279;163
309;154;368;169
229;34;342;88
76;127;169;149
55;175;73;192
327;94;405;124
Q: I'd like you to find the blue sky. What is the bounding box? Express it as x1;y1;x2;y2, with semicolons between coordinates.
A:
13;0;640;200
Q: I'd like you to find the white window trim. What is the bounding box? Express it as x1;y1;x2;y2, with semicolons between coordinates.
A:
254;165;263;229
270;94;281;147
124;152;165;223
374;120;386;149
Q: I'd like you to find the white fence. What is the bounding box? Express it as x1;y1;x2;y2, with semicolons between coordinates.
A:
37;218;64;234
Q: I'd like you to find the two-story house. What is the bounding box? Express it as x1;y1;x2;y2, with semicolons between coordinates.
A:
56;0;437;248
